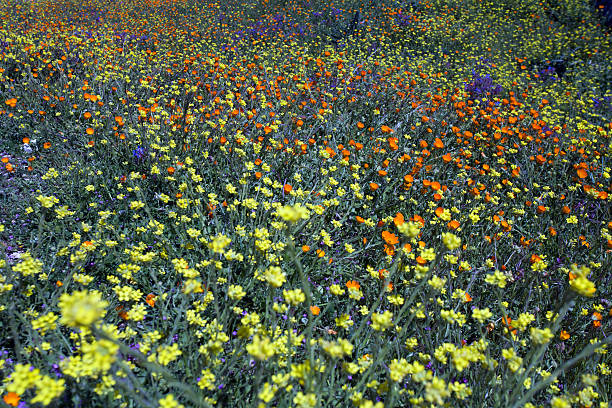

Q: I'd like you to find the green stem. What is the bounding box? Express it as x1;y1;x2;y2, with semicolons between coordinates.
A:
510;334;612;408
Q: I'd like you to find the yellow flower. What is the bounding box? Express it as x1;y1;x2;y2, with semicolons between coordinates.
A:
293;392;317;408
264;266;286;288
530;327;554;345
485;270;507;288
472;308;493;323
36;194;59;208
283;288;305;306
228;284;246;301
6;364;41;394
247;335;275;361
441;232;461;250
371;310;393;331
276;204;310;223
59;290;108;328
30;375;65;406
159;394;184;408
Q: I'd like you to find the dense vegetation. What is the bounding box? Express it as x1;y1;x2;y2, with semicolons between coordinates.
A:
0;0;610;407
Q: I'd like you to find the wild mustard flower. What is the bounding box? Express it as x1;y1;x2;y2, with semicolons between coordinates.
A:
264;266;286;288
441;232;461;250
371;310;393;331
472;308;493;323
59;290;108;328
530;327;554;345
485;270;508;288
228;284;246;301
6;364;41;394
159;394;184;408
247;335;275;361
283;288;305;306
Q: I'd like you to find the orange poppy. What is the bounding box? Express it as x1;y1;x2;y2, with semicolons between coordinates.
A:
346;280;360;290
3;392;19;407
393;212;405;226
382;230;399;245
310;305;320;316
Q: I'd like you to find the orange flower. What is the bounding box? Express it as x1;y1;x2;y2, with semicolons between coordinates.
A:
283;184;292;194
145;294;156;307
5;98;17;108
433;137;444;148
576;168;587;179
393;212;405;226
302;245;310;252
464;292;472;302
310;305;320;316
346;280;360;290
382;230;399;245
434;207;445;218
381;125;393;133
559;330;570;340
167;166;175;175
3;392;19;407
357;121;365;129
316;249;325;258
355;216;365;223
86;127;94;135
369;182;379;191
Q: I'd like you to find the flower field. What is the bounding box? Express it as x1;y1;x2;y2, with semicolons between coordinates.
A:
0;0;611;406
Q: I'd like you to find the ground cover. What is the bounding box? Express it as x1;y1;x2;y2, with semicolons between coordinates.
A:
0;0;611;407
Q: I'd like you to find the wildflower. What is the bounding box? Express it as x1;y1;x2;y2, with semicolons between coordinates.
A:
398;221;421;238
283;289;305;306
2;392;19;407
569;264;596;297
247;335;275;361
156;343;182;365
197;369;216;391
530;327;554;345
550;396;571;408
485;270;508;288
12;252;43;276
30;376;65;406
36;194;59;208
159;394;184;408
472;308;493;323
371;310;393;331
293;392;317;408
59;290;108;328
228;285;246;301
441;232;461;250
389;358;410;382
264;266;286;288
276;204;310;223
6;364;41;394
